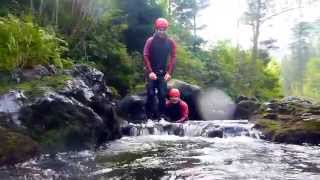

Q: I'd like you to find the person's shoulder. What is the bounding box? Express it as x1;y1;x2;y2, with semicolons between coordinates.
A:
180;100;188;107
146;36;154;42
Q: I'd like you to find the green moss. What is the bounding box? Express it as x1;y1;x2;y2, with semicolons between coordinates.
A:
38;124;90;154
256;119;320;144
0;127;40;166
255;119;282;134
0;74;71;97
281;121;320;132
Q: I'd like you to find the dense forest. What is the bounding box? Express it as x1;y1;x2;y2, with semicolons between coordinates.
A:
0;0;319;101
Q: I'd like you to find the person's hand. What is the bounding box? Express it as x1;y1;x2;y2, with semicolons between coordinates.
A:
149;72;157;80
164;73;171;81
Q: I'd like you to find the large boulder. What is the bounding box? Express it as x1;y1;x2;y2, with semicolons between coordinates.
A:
0;64;122;161
118;94;147;123
254;96;320;145
234;96;260;120
18;92;116;153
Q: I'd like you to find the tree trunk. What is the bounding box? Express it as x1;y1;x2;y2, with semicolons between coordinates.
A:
55;0;59;27
193;14;196;51
251;0;261;66
30;0;34;15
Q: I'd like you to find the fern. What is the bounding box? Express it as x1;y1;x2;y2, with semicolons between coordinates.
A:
0;15;68;73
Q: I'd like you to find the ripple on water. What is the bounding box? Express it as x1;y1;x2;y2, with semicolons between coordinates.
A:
0;135;319;179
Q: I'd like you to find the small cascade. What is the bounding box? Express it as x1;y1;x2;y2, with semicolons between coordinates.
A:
122;120;261;139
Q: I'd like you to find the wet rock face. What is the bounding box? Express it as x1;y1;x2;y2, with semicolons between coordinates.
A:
19;92;108;152
119;94;147;123
207;129;223;138
0;64;122;162
234;96;260;120
0;91;26;128
254;96;320;145
72;65;105;94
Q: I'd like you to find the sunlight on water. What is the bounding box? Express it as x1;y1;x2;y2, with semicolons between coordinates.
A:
198;88;236;120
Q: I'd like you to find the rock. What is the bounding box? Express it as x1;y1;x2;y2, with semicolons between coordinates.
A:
0;127;41;166
234;98;260;119
21;65;51;81
282;96;312;105
162;124;184;136
47;64;58;74
235;95;250;103
263;113;278;120
90;94;122;145
72;65;108;95
0;91;26;127
278;115;292;121
0;65;123;166
118;94;147;123
18;92;119;153
254;96;320;145
60;78;95;105
207;128;223;138
274;129;320;145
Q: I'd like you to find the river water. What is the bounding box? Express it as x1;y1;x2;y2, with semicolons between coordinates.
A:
0;120;319;180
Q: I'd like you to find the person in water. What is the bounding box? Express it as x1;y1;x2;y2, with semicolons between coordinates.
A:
165;88;189;123
143;18;177;120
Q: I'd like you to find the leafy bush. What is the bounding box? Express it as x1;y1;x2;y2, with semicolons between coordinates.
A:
0;15;67;72
203;41;282;100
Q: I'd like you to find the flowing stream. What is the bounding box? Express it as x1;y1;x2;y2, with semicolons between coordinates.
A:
1;120;319;180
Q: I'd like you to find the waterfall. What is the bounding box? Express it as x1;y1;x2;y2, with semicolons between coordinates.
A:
122;120;261;139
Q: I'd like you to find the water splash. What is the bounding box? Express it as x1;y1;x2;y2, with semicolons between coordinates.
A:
123;120;260;139
197;88;236;120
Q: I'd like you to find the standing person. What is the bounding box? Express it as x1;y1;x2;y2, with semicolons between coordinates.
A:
165;88;189;123
143;18;177;120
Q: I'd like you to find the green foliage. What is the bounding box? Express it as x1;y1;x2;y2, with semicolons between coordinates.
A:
203;41;282;100
78;10;134;96
281;19;320;100
0;15;67;72
117;0;163;53
174;46;204;85
304;58;320;101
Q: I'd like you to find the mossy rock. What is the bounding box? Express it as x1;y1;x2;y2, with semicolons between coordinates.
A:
255;119;320;145
0;74;71;98
19;100;103;154
0;127;41;166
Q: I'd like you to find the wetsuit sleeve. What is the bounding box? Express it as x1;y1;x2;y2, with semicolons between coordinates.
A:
165;99;170;108
143;37;153;74
177;101;188;123
166;38;177;75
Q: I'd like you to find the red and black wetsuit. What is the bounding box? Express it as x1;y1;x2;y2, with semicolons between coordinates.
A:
143;34;177;119
165;99;189;122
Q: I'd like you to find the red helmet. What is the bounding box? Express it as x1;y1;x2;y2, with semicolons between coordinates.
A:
169;88;180;98
155;18;169;29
